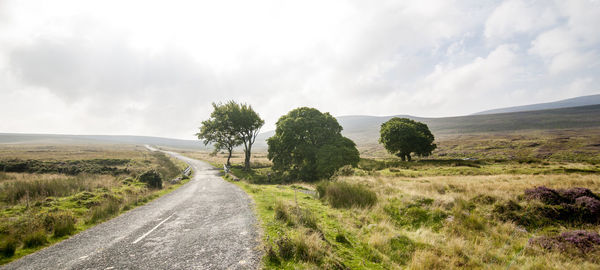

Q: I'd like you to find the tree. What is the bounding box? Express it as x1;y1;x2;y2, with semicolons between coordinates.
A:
233;103;264;171
196;102;242;167
267;107;360;181
379;118;436;161
196;101;264;170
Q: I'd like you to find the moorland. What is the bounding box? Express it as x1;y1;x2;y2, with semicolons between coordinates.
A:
0;144;189;264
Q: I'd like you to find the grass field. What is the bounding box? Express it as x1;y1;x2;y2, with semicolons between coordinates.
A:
185;144;600;269
358;128;600;164
0;144;190;264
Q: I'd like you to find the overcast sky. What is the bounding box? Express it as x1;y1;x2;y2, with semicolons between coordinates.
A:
0;0;599;139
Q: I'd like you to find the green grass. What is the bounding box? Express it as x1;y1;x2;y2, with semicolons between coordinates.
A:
216;157;600;269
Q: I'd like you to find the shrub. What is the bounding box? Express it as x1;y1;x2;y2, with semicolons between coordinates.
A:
138;170;162;189
275;236;294;260
23;230;47;248
559;187;600;202
529;230;600;254
319;181;377;208
0;236;19;257
334;165;354;177
575;196;600;223
524;186;564;205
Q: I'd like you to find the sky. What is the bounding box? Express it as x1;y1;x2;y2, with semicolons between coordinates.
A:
0;0;599;139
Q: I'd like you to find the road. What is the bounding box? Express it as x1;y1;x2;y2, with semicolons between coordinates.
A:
3;147;261;270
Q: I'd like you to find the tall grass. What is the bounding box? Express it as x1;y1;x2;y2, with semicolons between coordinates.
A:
0;174;115;203
88;199;122;224
317;181;377;208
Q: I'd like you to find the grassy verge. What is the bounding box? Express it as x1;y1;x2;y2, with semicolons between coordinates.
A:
212;155;600;269
0;145;192;265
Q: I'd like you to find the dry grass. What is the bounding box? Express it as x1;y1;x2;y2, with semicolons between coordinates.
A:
359;128;600;163
0;144;190;264
171;149;272;168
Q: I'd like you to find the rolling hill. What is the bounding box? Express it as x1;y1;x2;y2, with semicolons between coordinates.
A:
251;104;600;151
0;133;209;150
474;93;600;115
3;102;599;153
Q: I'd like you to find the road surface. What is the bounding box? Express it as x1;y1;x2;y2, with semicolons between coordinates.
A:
3;147;261;270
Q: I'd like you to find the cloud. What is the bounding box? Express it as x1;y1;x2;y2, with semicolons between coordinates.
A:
0;0;599;139
485;0;558;40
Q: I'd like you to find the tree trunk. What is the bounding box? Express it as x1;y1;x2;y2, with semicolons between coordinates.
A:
399;153;406;161
244;144;252;171
226;148;233;167
406;154;412;161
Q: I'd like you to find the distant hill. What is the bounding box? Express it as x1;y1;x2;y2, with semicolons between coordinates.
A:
0;133;209;150
252;104;600;149
474;94;600;115
4;103;600;152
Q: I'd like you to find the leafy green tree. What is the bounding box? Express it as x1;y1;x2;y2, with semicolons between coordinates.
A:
196;101;264;170
379;118;436;161
234;103;265;171
267;107;360;181
196;102;242;167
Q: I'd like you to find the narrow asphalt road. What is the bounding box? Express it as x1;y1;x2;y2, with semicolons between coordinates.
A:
3;147;261;270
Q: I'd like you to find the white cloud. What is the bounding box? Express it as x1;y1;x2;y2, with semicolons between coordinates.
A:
0;0;599;138
485;0;558;40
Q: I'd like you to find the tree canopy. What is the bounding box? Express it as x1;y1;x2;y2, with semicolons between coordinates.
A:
379;117;436;161
196;101;263;169
267;107;360;181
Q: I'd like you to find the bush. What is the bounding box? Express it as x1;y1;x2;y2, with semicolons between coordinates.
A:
23;230;47;248
317;181;377;208
138;170;162;189
276;235;294;260
529;230;600;254
334;165;354;177
0;236;19;257
524;186;564;205
559;187;600;202
575;196;600;223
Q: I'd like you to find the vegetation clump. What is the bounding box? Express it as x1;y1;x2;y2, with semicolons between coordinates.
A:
23;230;47;248
138;170;163;189
530;230;600;254
0;237;18;258
51;212;77;237
0;158;130;175
495;186;600;227
316;181;377;208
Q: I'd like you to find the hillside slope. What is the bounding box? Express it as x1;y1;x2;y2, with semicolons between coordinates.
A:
474;94;600;115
